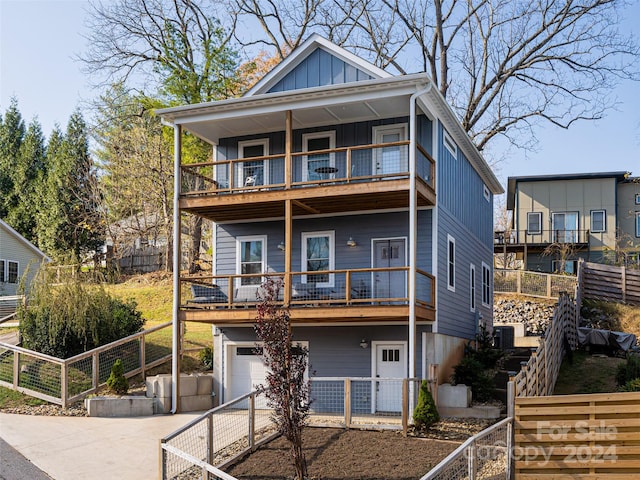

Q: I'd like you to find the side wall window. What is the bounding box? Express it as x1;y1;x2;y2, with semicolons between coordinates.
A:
527;212;542;235
302;231;335;287
0;259;5;282
447;235;455;292
236;236;266;286
8;261;18;283
470;264;476;312
591;210;606;233
482;262;490;306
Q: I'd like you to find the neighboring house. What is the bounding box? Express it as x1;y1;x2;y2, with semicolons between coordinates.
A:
0;219;51;296
159;34;503;409
496;172;640;272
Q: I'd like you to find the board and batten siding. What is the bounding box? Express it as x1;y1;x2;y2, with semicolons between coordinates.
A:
222;325;431;378
267;47;373;93
0;225;47;296
215;211;433;275
436;121;494;339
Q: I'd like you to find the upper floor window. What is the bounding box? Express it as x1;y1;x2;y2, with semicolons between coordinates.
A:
372;124;408;175
470;264;476;312
238;139;269;187
482;262;490;306
552;212;579;243
527;212;542;235
236;236;266;286
591;210;606;233
635;193;640;205
443;129;457;157
302;231;334;287
483;185;490;202
636;212;640;237
447;235;455;292
0;260;18;284
302;131;336;182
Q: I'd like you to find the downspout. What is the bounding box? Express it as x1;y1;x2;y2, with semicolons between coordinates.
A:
171;124;182;414
409;82;432;384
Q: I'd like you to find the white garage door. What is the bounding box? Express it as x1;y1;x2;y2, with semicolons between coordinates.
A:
227;346;268;402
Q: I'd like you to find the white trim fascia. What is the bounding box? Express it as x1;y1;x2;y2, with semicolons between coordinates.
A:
215;321;434;328
431;117;439;334
157;74;429;122
0;219;51;262
246;34;391;96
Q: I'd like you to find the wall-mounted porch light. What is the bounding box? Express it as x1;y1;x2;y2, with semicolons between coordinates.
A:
347;236;357;248
277;241;286;251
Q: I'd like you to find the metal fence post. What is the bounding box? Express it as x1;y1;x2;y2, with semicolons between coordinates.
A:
249;393;256;450
402;378;409;436
207;412;214;464
344;378;351;429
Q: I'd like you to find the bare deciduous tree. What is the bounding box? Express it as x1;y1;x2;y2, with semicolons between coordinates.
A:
233;0;639;152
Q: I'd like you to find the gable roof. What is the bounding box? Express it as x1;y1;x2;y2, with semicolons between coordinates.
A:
0;219;51;262
245;33;391;96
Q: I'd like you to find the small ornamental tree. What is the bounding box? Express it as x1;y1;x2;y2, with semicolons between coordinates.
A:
254;278;311;480
106;359;128;395
413;380;439;429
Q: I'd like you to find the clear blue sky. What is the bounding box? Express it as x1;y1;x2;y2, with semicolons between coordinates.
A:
1;0;639;191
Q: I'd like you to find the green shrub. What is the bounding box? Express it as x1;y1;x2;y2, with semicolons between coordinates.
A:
413;380;439;429
199;346;213;369
616;355;640;386
621;378;640;392
18;267;144;358
106;359;128;395
452;356;496;402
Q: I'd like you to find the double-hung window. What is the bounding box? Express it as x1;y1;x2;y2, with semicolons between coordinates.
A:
301;231;334;287
591;210;606;233
447;235;455;292
0;260;5;282
527;212;542;235
482;262;490;307
0;260;18;284
236;236;266;286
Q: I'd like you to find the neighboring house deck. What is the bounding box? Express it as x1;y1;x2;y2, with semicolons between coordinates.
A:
160;34;503;408
496;172;640;272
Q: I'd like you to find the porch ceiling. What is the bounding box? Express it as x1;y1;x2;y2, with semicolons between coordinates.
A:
184;94;412;143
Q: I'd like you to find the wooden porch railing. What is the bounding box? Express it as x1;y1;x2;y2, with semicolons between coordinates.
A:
180;140;435;196
181;267;435;310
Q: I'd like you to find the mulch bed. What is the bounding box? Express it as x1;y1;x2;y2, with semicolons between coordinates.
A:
226;427;463;480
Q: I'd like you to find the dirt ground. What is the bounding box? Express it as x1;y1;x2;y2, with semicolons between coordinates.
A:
226;427;463;480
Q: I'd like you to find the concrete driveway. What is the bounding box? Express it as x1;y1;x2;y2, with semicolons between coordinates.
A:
0;412;202;480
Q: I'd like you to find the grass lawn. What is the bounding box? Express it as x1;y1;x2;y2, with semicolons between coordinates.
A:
0;386;48;408
553;350;625;395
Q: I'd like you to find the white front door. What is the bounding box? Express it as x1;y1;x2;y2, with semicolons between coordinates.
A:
373;238;407;301
373;342;406;412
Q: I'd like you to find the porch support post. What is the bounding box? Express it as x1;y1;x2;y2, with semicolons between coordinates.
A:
171;124;182;414
285;199;292;305
285;110;292;188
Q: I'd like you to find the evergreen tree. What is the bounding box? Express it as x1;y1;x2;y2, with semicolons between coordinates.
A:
0;98;26;219
38;112;103;258
5;119;46;241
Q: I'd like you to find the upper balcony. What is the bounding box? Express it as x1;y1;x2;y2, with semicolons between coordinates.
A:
494;229;602;249
179;140;435;222
178;267;435;325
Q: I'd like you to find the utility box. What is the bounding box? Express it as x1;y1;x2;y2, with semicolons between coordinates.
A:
494;326;515;350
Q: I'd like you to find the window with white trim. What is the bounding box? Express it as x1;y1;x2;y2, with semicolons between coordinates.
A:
482;262;490;306
443;129;457;157
527;212;542;235
0;260;5;283
7;261;18;283
302;131;336;181
635;194;640;205
636;212;640;237
238;139;269;187
470;264;476;312
236;236;266;286
591;210;606;233
302;231;334;287
447;235;455;291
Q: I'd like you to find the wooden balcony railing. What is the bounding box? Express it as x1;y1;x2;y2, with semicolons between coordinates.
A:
494;229;601;246
180;140;435;197
180;267;435;311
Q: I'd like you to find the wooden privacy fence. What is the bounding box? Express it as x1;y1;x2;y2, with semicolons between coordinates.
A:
512;293;578;397
0;322;172;408
494;269;578;299
515;391;640;479
581;261;640;306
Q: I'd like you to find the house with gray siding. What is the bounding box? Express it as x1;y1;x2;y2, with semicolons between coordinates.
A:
497;172;640;272
159;35;503;411
0;219;50;296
